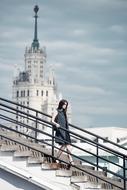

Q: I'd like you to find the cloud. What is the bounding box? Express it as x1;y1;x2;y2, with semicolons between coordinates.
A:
0;62;14;71
78;106;124;116
66;84;107;96
72;29;87;36
0;0;127;128
109;25;125;34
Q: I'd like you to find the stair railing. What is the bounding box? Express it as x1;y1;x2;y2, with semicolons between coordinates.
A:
0;97;127;189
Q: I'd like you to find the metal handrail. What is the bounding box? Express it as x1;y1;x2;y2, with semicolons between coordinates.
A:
0;123;125;186
0;103;126;158
0;97;127;151
0;97;127;189
0;101;127;162
0;127;123;190
0;116;124;172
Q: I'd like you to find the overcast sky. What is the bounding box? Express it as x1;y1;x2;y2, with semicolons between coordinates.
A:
0;0;127;128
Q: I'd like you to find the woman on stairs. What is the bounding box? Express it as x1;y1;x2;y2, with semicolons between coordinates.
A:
51;99;74;168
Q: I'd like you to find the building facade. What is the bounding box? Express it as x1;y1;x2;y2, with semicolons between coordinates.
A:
12;5;71;137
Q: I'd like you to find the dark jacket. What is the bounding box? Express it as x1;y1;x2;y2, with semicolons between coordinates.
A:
55;109;71;145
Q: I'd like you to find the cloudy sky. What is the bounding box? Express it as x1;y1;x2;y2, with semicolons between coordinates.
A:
0;0;127;128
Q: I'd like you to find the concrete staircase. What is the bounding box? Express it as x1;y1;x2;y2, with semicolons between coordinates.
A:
0;130;123;190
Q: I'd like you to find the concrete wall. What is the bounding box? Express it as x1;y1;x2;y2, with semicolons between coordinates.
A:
0;168;45;190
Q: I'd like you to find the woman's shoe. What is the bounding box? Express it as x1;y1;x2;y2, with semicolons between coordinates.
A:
66;161;74;170
66;164;71;170
70;161;74;166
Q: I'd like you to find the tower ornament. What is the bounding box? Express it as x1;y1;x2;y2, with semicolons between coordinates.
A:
34;5;39;14
32;5;39;49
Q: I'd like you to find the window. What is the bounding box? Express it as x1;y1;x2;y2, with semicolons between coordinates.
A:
36;90;39;96
41;90;43;96
16;91;19;97
46;91;48;97
21;91;25;97
27;90;29;96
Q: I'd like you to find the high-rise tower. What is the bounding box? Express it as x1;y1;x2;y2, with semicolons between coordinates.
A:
25;5;46;84
12;5;60;135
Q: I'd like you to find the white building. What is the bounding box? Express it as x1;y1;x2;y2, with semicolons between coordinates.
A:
12;5;71;137
72;127;127;177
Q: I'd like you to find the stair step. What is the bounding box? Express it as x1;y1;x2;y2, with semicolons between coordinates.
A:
41;162;61;170
56;169;72;177
0;145;18;152
0;130;124;190
100;177;123;189
74;181;101;189
83;168;106;178
71;164;95;171
14;150;32;157
71;175;88;183
27;156;45;164
0;140;5;146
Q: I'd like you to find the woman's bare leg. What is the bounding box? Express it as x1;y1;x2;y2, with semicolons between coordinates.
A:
56;145;65;160
66;145;74;164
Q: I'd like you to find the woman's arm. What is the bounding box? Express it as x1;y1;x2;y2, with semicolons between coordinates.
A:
51;111;60;128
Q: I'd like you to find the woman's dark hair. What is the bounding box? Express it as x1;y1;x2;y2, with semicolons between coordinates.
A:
57;99;68;112
57;99;68;122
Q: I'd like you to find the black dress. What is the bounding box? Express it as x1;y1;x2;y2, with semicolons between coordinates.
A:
55;109;71;145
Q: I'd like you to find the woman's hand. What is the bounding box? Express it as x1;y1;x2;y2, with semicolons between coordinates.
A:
56;123;60;128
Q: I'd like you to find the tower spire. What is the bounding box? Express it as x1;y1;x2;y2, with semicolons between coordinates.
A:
32;5;39;49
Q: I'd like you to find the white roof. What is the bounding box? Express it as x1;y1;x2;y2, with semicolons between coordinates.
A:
71;126;127;142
